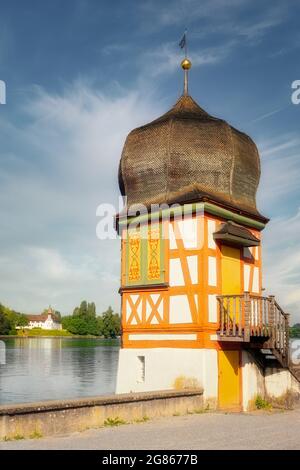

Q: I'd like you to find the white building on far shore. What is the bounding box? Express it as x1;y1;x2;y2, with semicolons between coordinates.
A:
23;307;62;330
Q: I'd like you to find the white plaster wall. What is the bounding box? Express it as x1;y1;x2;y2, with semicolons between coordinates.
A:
187;255;198;284
241;350;265;411
116;348;218;402
169;258;184;286
252;267;260;293
207;220;216;249
169;295;192;323
177;219;198;249
265;368;300;398
244;265;250;291
168;223;177;249
208;257;217;286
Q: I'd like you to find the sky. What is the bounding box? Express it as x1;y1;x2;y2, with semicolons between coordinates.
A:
0;0;299;320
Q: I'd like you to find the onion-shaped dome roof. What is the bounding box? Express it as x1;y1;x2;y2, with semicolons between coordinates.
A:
119;93;263;218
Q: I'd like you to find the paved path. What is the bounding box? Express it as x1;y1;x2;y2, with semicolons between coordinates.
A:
1;408;300;450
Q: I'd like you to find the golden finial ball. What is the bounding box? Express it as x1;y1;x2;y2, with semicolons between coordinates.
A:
181;58;192;70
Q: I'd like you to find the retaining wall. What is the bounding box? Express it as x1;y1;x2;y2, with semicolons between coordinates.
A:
0;389;203;440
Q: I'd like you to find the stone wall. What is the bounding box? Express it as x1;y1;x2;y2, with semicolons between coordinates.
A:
0;389;203;440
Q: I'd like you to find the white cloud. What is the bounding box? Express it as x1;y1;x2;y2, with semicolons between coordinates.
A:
257;133;300;212
256;132;300;323
139;0;249;29
0;82;163;314
140;41;234;77
263;209;300;322
139;0;284;43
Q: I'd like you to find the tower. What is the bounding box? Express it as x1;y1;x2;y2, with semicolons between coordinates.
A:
115;56;293;410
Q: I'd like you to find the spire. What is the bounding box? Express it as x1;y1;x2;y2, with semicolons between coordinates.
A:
179;29;192;96
181;58;192;95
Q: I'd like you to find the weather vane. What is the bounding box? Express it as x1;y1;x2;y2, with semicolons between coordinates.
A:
179;29;192;96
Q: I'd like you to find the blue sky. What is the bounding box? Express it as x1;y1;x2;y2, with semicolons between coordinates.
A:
0;0;299;320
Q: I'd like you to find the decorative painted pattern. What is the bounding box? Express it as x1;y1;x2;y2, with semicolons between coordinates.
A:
128;230;141;282
147;225;161;281
124;292;166;326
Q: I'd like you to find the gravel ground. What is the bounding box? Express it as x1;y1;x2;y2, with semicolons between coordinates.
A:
1;407;300;450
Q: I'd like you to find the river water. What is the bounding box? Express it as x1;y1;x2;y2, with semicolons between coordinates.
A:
0;337;120;405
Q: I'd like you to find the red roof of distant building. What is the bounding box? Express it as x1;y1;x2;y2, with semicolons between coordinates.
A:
26;308;60;323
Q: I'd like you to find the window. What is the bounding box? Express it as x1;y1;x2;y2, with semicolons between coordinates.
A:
136;355;145;383
125;223;165;286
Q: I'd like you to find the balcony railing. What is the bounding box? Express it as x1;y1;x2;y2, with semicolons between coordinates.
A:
217;292;290;365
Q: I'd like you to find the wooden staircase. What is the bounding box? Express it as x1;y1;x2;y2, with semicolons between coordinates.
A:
216;293;290;368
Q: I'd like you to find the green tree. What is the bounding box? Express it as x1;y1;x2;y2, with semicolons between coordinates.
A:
0;303;28;334
87;302;96;318
73;300;93;319
62;316;88;335
55;311;61;321
8;311;28;329
290;323;300;338
100;306;121;338
0;306;10;335
63;301;120;337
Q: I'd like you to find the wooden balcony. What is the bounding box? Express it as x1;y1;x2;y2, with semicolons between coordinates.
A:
217;292;290;367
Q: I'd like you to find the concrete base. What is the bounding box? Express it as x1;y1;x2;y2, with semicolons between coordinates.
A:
116;348;300;412
242;351;300;410
242;350;266;410
116;348;218;407
265;367;300;400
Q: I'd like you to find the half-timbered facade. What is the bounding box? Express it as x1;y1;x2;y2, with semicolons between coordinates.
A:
115;57;299;410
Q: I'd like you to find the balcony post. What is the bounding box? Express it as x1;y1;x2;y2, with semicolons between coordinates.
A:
284;313;290;366
244;291;251;342
218;297;225;336
268;295;275;348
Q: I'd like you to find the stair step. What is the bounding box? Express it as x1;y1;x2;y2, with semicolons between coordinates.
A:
260;349;272;355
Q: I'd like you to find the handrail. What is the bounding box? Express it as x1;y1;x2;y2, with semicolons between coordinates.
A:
217;292;289;366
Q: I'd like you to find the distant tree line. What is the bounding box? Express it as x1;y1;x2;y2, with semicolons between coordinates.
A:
0;300;121;338
290;323;300;338
62;301;121;337
0;303;28;335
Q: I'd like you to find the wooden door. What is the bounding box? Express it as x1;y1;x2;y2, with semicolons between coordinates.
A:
221;245;241;295
218;350;240;409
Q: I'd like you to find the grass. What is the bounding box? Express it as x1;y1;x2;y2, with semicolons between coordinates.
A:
18;328;72;337
104;417;127;427
134;416;150;423
2;431;42;441
255;395;272;410
3;434;25;441
29;430;43;439
192;408;208;414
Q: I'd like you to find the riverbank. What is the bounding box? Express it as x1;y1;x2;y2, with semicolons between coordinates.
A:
1;407;299;450
0;334;120;339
